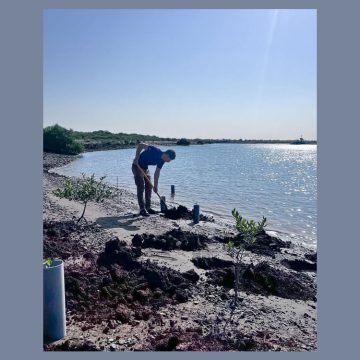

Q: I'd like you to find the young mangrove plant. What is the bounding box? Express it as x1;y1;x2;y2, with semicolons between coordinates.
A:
222;210;267;336
227;209;267;307
45;258;53;268
53;173;114;223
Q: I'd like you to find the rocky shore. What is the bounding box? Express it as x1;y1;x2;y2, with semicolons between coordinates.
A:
43;152;317;351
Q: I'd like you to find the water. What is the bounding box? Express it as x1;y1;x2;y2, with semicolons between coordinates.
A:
52;144;317;247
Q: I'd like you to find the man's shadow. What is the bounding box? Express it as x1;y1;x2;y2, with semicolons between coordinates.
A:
96;213;141;231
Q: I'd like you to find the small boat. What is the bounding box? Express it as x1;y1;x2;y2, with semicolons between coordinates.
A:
291;135;305;145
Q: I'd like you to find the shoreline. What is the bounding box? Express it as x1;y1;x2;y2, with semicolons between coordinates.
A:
48;149;317;250
43;152;317;351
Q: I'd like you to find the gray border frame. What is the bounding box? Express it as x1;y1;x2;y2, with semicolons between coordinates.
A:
1;0;359;358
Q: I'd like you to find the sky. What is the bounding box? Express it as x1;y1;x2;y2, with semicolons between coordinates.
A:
43;9;317;140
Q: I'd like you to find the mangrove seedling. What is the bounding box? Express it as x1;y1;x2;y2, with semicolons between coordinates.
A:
45;258;53;267
53;173;114;223
227;209;267;308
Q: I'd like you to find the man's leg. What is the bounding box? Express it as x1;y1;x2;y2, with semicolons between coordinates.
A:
144;169;152;210
132;164;145;210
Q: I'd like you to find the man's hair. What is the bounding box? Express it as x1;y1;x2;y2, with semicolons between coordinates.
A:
164;149;176;160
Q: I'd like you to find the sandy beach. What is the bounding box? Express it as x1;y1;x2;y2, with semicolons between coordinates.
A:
43;152;317;351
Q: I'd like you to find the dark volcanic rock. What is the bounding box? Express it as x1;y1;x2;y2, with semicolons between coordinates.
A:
164;205;214;222
155;336;180;351
242;262;316;301
215;231;291;257
133;228;209;251
245;232;291;257
208;268;235;288
64;240;200;325
192;257;233;270
164;205;191;220
305;252;317;263
98;238;140;270
281;258;317;272
182;269;200;283
132;234;143;247
207;261;316;301
105;237;127;253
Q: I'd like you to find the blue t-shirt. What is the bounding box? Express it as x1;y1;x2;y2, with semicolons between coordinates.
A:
138;145;165;170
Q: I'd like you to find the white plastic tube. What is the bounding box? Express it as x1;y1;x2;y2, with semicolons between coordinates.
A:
43;259;66;342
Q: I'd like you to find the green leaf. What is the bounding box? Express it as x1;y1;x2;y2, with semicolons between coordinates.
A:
46;258;53;267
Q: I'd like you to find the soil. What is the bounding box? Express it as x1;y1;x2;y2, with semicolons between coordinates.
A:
164;205;215;222
43;152;317;352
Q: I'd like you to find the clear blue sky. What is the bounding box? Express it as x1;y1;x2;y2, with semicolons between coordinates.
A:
43;9;316;140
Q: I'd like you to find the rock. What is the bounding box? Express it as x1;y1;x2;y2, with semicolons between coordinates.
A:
281;259;317;272
110;344;117;351
175;291;189;303
155;336;180;351
192;257;233;270
133;289;150;304
115;305;131;323
182;269;200;283
105;238;124;253
131;234;143;247
305;252;317;262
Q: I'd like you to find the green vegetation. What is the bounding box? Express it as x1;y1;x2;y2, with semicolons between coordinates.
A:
227;209;267;307
43;125;317;154
45;259;53;267
176;138;191;146
73;130;176;144
43;124;84;155
53;173;114;223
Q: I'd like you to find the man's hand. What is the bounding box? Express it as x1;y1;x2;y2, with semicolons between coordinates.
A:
153;185;158;194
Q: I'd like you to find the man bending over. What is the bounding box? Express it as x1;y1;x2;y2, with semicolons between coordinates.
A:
132;143;176;216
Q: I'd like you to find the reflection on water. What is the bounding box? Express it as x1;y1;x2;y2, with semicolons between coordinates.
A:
52;144;317;247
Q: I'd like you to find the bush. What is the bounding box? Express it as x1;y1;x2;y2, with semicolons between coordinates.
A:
53;173;113;222
176;138;191;146
44;124;84;155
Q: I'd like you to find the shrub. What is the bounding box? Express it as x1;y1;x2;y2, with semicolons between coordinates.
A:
53;173;114;222
176;138;190;146
44;124;84;155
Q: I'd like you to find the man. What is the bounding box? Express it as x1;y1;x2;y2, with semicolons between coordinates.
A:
132;143;176;216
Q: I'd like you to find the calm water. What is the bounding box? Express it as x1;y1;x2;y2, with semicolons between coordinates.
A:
52;144;317;247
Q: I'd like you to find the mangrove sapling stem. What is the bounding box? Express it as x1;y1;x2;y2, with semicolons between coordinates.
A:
234;248;244;307
77;201;87;223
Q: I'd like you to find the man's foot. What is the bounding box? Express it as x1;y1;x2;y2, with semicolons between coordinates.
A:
139;209;150;217
146;208;157;215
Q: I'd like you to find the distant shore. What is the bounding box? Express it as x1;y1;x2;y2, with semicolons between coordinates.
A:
79;139;317;152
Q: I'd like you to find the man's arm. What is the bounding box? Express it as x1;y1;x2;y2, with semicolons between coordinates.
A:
153;167;161;193
133;143;148;165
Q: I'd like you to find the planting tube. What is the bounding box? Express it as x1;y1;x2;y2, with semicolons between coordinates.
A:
193;204;200;224
160;196;166;213
43;259;66;342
